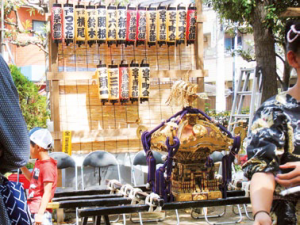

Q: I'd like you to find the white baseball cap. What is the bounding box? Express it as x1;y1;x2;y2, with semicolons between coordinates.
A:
30;128;53;150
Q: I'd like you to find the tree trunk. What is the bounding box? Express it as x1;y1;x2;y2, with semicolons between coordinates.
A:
251;1;278;103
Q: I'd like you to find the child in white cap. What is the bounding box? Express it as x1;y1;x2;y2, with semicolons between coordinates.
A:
21;128;57;225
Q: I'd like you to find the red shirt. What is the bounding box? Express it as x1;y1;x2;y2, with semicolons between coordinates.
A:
27;157;57;214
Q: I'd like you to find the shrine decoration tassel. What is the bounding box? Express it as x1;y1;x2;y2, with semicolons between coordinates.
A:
106;3;117;46
136;3;146;47
166;3;177;46
139;59;150;103
96;60;109;105
129;60;139;103
119;60;129;104
186;3;197;46
176;3;186;46
75;3;86;46
126;4;137;47
116;3;127;46
63;2;74;46
51;3;63;44
146;4;157;48
108;61;119;104
85;4;97;47
96;3;106;46
157;3;167;47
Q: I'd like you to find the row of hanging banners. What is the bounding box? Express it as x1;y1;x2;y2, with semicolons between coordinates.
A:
96;60;150;105
51;2;197;47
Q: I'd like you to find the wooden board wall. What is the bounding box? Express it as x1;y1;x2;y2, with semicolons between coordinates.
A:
49;0;205;154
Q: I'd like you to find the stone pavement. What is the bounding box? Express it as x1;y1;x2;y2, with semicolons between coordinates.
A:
55;206;254;225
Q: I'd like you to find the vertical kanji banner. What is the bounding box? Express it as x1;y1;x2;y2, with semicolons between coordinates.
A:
119;61;129;103
106;4;117;45
129;61;139;102
176;3;186;45
157;3;167;46
126;4;137;46
96;4;106;45
139;60;150;102
166;4;177;45
136;4;146;46
108;63;119;102
86;5;97;46
97;61;109;104
75;4;86;45
186;3;197;45
51;3;63;43
63;3;74;45
146;4;157;47
62;131;72;156
116;4;127;45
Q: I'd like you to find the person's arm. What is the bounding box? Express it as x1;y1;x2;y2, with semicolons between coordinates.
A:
251;172;275;225
276;162;300;187
0;55;30;174
20;166;31;181
34;182;53;225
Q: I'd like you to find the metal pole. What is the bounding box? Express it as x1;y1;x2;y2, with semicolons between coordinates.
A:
1;0;4;54
232;25;238;102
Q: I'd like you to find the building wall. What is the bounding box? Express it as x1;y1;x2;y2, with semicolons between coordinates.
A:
6;8;46;81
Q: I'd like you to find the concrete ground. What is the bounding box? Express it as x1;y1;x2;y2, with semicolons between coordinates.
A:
55;205;253;225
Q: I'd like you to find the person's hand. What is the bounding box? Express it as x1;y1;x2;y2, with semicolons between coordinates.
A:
253;212;272;225
275;162;300;187
34;213;43;225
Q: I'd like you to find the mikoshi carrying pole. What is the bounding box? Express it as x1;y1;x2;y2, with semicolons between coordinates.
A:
146;4;157;48
85;3;97;47
96;60;109;105
129;60;139;103
74;3;86;46
139;59;150;103
116;3;127;46
106;3;117;46
119;60;129;104
96;2;106;46
176;3;186;46
136;3;147;47
63;2;74;46
108;60;119;104
51;3;63;44
157;3;167;47
186;3;197;46
126;4;137;46
166;3;177;46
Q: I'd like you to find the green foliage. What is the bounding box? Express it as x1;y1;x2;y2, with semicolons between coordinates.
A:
9;65;49;130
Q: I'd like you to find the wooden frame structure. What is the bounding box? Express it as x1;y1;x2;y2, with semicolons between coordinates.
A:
48;0;206;153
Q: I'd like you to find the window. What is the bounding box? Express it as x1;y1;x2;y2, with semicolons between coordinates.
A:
224;36;242;51
32;20;46;36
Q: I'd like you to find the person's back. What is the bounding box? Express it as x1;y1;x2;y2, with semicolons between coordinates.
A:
0;55;30;224
21;128;57;225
